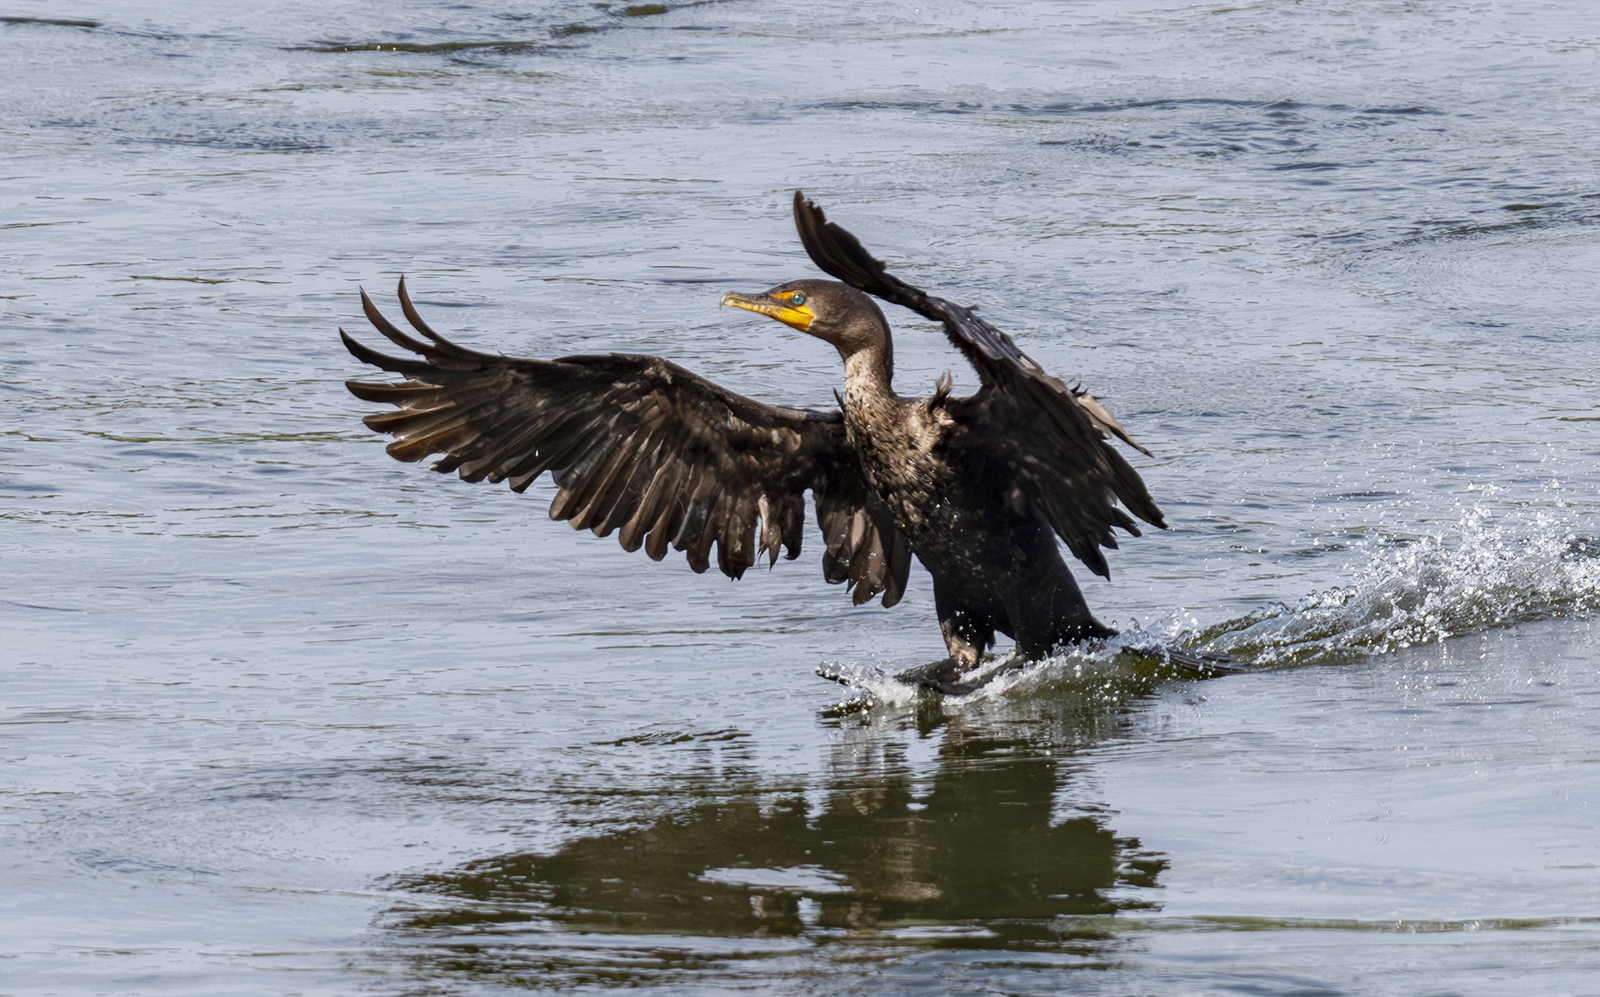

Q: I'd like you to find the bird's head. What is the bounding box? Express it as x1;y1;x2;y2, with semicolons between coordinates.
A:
720;279;890;361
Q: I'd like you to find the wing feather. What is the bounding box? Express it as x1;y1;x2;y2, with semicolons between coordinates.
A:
793;191;1165;578
343;281;910;603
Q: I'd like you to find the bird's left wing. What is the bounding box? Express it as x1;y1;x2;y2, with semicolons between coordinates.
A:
341;279;909;605
792;191;1151;453
792;192;1165;578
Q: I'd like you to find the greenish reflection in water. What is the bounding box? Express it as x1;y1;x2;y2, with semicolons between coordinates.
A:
385;709;1167;987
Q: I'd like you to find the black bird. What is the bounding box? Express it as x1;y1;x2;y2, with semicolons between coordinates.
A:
341;193;1223;692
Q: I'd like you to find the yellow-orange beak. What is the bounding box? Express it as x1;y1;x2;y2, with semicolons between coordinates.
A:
719;291;817;332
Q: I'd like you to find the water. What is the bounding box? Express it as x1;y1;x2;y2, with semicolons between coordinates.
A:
3;1;1599;993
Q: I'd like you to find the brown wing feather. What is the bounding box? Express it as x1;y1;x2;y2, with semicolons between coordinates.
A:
792;191;1165;579
343;279;909;605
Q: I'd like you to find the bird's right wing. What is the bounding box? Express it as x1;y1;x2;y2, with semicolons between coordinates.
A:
792;191;1164;579
342;280;909;606
943;387;1151;579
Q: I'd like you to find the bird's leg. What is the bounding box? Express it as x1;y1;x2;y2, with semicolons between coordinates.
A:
895;611;992;691
940;618;986;671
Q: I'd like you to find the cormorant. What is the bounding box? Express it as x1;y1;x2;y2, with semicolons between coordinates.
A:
341;192;1226;692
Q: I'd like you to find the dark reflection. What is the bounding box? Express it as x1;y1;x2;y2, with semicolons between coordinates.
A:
386;719;1166;961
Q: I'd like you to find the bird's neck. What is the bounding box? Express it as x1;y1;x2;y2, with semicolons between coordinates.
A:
841;344;897;412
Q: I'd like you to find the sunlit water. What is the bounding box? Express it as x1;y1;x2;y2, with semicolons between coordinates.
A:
4;1;1599;994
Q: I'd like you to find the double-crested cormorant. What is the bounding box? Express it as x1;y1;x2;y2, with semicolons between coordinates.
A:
342;193;1224;692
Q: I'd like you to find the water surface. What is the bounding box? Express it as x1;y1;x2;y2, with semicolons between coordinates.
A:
4;2;1599;994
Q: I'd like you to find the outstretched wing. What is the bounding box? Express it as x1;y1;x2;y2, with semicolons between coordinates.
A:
342;279;910;606
791;191;1164;579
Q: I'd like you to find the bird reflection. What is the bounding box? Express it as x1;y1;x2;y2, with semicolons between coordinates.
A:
388;721;1165;951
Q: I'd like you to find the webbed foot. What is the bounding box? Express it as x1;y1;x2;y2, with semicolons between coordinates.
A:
894;655;969;691
1121;644;1245;678
896;653;1030;695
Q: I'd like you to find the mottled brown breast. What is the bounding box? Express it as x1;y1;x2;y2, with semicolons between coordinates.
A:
842;391;956;537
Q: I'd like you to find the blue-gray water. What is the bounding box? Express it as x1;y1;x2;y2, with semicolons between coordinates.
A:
4;2;1599;994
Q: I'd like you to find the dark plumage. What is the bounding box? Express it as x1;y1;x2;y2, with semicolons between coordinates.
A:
342;193;1190;690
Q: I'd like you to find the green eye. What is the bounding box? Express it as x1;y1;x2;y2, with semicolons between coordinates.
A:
788;292;806;307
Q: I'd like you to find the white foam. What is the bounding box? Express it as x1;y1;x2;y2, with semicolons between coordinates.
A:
819;511;1600;710
815;660;923;711
1195;509;1600;666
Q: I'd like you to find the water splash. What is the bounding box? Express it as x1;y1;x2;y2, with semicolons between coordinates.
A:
1190;510;1600;667
822;511;1600;713
820;639;1236;714
816;661;924;711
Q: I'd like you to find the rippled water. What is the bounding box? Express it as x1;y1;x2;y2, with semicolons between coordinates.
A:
4;2;1599;994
